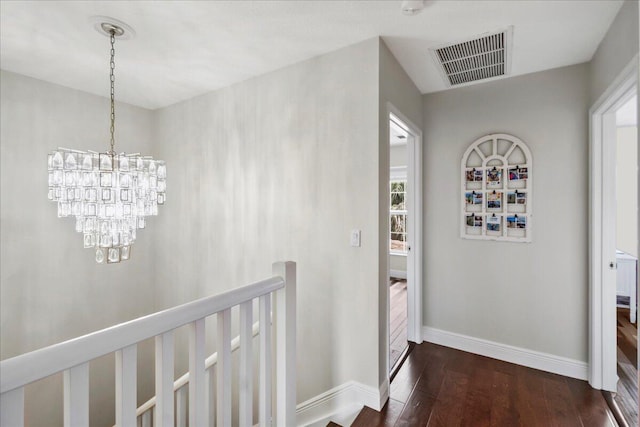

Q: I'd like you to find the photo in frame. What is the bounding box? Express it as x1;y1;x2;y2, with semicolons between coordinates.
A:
507;191;527;205
466;215;483;227
466;169;474;182
507;215;527;229
486;168;502;187
487;191;502;209
465;191;483;205
487;215;501;232
508;166;528;181
517;216;527;228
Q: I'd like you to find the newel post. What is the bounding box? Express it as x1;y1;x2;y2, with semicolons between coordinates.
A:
273;261;296;426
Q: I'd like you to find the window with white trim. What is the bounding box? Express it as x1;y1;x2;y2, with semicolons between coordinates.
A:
390;178;407;255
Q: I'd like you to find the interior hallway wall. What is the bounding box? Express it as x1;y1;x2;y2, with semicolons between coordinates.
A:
152;38;381;405
422;63;590;362
378;39;423;390
0;70;157;426
616;126;638;258
590;0;638;105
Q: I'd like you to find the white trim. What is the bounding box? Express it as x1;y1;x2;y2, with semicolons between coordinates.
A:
588;54;638;391
389;251;408;257
295;381;381;427
387;104;423;347
423;327;588;381
390;269;407;279
377;379;389;410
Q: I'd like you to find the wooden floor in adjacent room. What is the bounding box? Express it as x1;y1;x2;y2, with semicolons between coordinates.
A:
615;307;638;426
348;342;617;427
390;278;408;371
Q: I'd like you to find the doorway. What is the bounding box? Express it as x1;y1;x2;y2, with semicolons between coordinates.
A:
389;116;409;372
589;55;638;426
387;108;422;376
613;95;638;425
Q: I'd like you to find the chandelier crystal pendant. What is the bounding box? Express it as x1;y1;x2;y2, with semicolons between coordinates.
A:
47;22;166;264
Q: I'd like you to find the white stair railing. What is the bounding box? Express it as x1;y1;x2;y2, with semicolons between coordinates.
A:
132;319;261;426
0;261;296;427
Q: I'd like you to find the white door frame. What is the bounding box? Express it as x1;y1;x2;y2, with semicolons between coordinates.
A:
388;104;423;345
588;55;638;391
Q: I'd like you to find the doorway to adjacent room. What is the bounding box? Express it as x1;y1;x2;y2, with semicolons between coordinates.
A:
589;56;638;426
387;109;422;376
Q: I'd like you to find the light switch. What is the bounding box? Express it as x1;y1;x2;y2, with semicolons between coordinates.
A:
350;229;361;247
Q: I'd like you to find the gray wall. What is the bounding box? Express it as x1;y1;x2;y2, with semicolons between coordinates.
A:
0;71;157;426
422;64;590;361
390;144;407;168
616;126;638;257
0;36;420;423
151;38;381;403
589;0;639;104
378;40;423;387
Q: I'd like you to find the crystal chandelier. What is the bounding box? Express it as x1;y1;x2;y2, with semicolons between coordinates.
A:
47;22;166;264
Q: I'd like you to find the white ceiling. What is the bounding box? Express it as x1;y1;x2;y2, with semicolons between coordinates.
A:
0;0;623;110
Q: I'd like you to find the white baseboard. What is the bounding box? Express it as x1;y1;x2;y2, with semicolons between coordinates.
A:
296;381;382;427
377;379;389;410
422;326;588;381
390;269;407;279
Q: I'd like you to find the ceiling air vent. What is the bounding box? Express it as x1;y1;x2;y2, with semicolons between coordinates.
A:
430;27;513;87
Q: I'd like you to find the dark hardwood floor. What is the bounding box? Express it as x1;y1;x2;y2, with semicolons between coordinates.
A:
390;279;408;371
615;307;638;426
349;342;617;427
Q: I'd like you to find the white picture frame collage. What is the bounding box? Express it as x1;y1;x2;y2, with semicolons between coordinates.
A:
461;134;532;242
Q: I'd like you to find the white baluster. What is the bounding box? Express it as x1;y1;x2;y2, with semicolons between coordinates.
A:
205;366;215;427
217;309;232;427
0;387;24;427
189;319;206;426
155;331;174;427
274;261;297;426
116;345;137;427
259;294;272;427
239;301;253;427
64;363;89;427
176;386;187;427
140;410;151;427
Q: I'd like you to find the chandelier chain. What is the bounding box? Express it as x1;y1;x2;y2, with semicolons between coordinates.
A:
109;30;116;155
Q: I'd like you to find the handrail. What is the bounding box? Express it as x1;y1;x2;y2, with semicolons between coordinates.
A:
0;276;284;394
133;319;262;418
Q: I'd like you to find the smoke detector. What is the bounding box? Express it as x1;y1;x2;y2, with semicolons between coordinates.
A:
430;27;514;87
